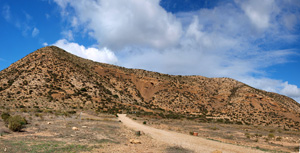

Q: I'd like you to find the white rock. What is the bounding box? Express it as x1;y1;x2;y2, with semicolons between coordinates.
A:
130;139;141;144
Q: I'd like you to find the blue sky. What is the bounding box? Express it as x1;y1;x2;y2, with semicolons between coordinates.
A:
0;0;300;102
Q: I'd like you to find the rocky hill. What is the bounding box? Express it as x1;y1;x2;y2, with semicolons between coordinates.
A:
0;46;299;130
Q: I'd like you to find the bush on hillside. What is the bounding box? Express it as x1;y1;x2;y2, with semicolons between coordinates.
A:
1;112;11;124
8;115;28;132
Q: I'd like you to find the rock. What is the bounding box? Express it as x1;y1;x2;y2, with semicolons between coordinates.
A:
72;127;79;130
47;122;51;124
82;126;87;128
193;132;198;136
211;150;222;153
130;139;141;144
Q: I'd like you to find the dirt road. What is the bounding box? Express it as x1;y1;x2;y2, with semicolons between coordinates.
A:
118;114;265;153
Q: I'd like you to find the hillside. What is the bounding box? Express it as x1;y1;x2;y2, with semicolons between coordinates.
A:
0;46;299;130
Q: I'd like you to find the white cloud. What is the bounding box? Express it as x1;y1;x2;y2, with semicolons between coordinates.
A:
53;0;300;102
236;0;277;30
61;30;74;41
43;42;48;46
54;0;182;50
32;27;40;37
45;13;50;19
281;82;300;98
241;77;300;102
2;5;11;21
53;39;118;64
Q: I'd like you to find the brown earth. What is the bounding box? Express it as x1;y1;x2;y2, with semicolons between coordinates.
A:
0;111;179;153
1;111;299;152
118;114;264;153
129;114;300;152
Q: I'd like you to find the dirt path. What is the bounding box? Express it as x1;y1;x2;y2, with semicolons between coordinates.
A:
118;114;266;153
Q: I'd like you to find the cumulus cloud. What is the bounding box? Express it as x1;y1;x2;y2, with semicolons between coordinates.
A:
53;0;300;102
32;27;39;37
54;0;182;50
241;77;300;102
53;39;118;64
281;82;300;98
236;0;277;30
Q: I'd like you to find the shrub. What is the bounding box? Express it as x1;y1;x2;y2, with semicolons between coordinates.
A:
67;110;77;114
8;115;27;132
276;137;282;141
269;129;275;133
268;133;275;139
245;133;251;139
210;127;219;130
143;121;147;124
80;88;87;92
1;112;11;124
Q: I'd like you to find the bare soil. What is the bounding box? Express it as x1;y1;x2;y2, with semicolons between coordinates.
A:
0;111;191;153
1;111;299;153
128;114;300;153
118;114;265;153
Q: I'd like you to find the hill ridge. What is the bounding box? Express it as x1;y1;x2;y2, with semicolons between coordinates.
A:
0;46;299;130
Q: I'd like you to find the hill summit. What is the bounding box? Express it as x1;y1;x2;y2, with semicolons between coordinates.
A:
0;46;299;130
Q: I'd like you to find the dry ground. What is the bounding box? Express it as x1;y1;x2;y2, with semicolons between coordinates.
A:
128;114;300;153
0;110;193;153
0;110;299;153
118;114;264;153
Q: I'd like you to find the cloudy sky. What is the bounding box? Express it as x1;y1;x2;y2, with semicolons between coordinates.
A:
0;0;300;102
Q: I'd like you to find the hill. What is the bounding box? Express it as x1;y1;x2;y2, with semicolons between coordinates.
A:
0;46;299;130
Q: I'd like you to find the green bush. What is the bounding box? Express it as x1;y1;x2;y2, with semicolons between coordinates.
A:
1;112;10;124
143;121;147;124
8;115;27;132
268;133;275;139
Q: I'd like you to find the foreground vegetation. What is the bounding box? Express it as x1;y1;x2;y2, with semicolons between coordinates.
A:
0;109;299;152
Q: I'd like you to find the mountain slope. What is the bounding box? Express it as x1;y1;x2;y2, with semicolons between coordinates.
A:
0;46;299;130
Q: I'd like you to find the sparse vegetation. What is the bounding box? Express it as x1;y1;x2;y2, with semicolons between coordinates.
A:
268;133;275;139
1;112;11;124
7;115;28;132
0;46;299;153
275;137;282;141
209;126;219;130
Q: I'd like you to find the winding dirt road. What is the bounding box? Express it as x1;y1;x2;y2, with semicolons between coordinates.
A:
118;114;265;153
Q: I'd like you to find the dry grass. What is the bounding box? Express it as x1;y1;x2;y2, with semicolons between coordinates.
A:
130;115;300;153
0;111;181;153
